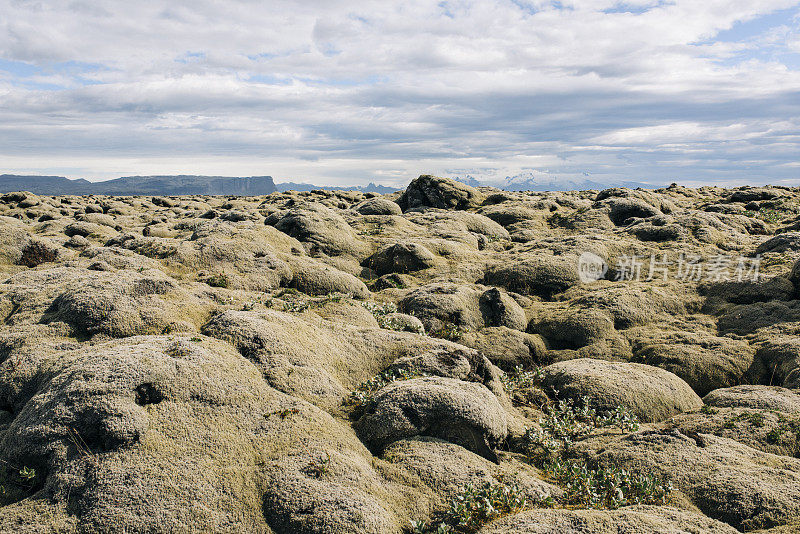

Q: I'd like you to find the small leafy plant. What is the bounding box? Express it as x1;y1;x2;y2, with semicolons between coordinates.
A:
382;315;425;334
361;301;398;316
500;365;544;394
265;407;300;420
766;427;784;444
280;291;351;313
543;457;672;509
202;272;230;288
517;396;671;510
410;481;529;533
429;322;468;342
0;461;38;506
241;295;267;311
736;411;765;427
303;451;331;478
409;520;454;534
316;292;348;305
347;367;426;409
282;299;310;313
744;204;799;223
523;396;640;463
361;301;425;333
765;413;800;446
447;481;527;531
358;223;385;236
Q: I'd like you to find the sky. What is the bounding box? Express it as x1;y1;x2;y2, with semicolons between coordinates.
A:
1;0;799;188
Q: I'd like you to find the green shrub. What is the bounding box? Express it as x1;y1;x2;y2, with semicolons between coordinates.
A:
500;365;544;394
519;397;670;510
410;481;530;533
543;457;671;509
282;299;310;313
429;322;468;341
203;272;230;288
523;397;639;463
0;463;38;506
280;291;351;313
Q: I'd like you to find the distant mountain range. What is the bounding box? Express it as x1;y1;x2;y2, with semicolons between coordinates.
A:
0;172;661;197
274;181;399;194
0;174;400;196
453;172;662;191
0;174;278;196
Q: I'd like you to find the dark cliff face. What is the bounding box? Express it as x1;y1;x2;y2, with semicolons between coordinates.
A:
0;175;95;195
0;174;277;196
96;175;278;195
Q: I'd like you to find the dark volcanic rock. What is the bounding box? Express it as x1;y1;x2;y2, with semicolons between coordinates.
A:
396;174;485;211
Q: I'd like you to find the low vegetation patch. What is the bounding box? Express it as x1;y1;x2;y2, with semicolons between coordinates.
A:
523;396;640;462
358;223;385;236
0;461;38;506
521;396;671;510
273;290;350;313
409;397;667;530
744;203;799;223
201;272;231;288
346;367;427;410
429;322;469;342
410;480;533;533
361;301;398;317
362;301;425;333
766;413;800;448
500;365;544;395
544;457;672;509
699;404;718;415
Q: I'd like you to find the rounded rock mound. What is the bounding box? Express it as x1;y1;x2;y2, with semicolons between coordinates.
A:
703;385;800;415
485;255;581;298
354;376;507;461
353;197;402;215
478;505;738;534
396;175;484;212
541;358;703;422
367;242;437;275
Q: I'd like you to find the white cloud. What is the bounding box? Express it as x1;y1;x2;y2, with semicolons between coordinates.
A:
591;119;800;145
0;0;799;185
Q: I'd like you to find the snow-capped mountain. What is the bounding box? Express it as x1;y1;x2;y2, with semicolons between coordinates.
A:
447;171;661;192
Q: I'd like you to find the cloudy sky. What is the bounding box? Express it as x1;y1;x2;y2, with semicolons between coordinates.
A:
1;0;799;187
